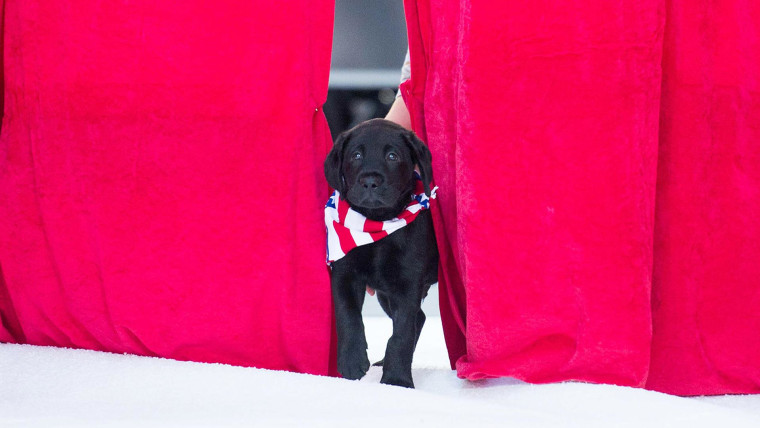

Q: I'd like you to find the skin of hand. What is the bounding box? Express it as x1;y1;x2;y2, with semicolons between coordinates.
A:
384;97;412;130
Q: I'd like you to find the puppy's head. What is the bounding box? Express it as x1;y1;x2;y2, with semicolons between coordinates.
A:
325;119;433;221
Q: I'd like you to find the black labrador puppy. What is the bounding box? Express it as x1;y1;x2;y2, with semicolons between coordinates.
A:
324;118;438;388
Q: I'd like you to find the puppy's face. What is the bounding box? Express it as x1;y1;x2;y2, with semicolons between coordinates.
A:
325;119;433;221
340;126;416;220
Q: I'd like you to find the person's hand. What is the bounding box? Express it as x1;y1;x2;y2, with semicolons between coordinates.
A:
384;97;412;130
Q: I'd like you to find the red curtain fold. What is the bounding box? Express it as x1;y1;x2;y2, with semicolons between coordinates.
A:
647;0;760;395
0;0;335;376
404;0;760;395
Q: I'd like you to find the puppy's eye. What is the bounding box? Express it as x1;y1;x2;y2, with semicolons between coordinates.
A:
387;152;399;162
351;152;363;161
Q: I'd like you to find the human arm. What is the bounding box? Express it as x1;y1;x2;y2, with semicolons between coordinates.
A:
384;50;412;130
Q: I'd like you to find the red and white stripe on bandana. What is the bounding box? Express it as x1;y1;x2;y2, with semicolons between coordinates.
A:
325;176;437;266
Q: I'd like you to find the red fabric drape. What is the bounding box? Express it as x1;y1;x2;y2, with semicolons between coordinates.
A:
404;0;760;395
0;1;336;375
648;1;760;395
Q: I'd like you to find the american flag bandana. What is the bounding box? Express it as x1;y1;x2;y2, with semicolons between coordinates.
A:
325;176;437;266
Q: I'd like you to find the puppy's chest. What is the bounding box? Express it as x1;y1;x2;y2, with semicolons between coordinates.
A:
348;234;413;291
336;211;437;293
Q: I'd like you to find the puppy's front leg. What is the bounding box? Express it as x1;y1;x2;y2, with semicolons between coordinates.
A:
331;269;370;380
380;301;419;388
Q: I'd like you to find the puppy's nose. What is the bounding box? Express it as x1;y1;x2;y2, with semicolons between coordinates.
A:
359;174;384;190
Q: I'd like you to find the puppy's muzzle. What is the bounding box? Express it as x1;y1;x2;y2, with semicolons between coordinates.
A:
354;172;388;207
359;173;384;190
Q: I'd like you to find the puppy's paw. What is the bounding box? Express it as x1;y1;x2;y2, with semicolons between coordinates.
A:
380;372;415;388
337;350;370;380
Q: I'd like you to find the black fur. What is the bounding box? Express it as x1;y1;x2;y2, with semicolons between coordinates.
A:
325;119;439;388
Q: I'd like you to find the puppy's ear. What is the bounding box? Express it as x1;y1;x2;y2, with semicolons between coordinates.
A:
403;130;434;196
324;131;350;196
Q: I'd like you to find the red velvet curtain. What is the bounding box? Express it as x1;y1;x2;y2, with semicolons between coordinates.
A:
648;1;760;395
3;0;758;396
403;0;760;395
0;1;336;376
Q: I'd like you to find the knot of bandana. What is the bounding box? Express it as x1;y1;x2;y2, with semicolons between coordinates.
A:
325;176;437;266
